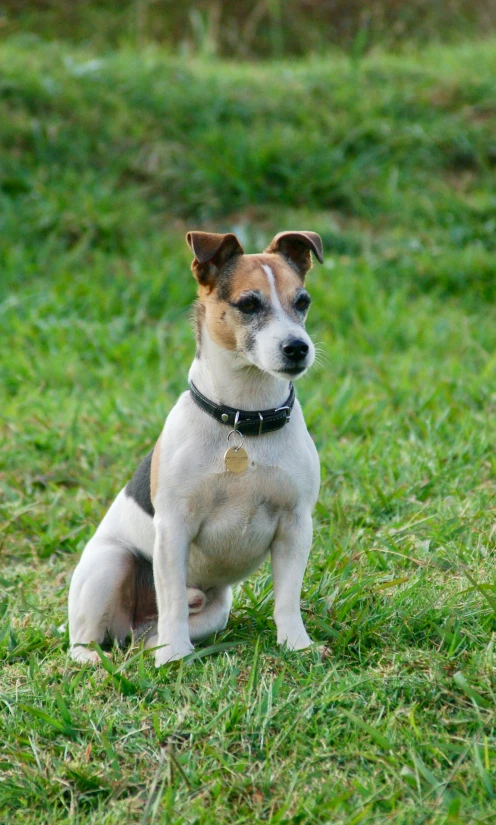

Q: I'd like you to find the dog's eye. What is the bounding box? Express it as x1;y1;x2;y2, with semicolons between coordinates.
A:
235;295;262;314
294;292;311;312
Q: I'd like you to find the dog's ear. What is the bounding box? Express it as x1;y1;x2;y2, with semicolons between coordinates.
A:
186;231;244;288
265;231;323;279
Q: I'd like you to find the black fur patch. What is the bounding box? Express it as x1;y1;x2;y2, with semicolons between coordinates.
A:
125;450;154;517
244;328;257;355
241;302;272;355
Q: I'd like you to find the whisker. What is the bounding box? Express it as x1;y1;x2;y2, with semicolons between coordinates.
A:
313;345;330;364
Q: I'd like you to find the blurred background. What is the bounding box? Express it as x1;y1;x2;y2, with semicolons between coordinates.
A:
3;1;496;55
1;2;496;559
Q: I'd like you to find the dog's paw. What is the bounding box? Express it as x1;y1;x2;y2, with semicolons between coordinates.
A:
69;645;102;664
154;640;194;667
277;628;313;651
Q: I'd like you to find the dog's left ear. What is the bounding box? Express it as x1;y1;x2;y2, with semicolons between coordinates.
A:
186;231;244;289
265;231;323;279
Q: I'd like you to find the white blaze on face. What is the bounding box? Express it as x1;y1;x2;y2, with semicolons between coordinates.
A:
262;264;285;318
245;263;314;378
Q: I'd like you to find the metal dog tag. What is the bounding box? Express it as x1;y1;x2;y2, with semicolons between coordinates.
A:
224;414;249;473
224;445;249;473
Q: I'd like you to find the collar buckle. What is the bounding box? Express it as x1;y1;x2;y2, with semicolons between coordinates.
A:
189;381;295;436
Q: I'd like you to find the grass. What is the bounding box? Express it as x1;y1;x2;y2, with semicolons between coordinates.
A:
1;29;496;825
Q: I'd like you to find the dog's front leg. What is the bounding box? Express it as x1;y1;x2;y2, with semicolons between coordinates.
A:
271;510;313;651
153;514;194;666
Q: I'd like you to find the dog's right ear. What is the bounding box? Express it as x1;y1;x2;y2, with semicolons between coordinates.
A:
186;231;244;288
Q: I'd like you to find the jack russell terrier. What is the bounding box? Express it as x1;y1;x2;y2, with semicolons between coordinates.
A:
68;230;323;665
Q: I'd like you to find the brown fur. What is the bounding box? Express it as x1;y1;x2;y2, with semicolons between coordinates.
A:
198;284;237;350
195;253;303;349
230;254;302;305
115;555;157;632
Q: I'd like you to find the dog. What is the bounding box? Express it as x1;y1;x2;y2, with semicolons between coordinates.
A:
68;230;323;665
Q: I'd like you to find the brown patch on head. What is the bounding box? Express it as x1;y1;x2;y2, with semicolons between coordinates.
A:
227;255;272;301
209;304;237;349
196;253;306;350
198;283;237;349
150;433;162;503
260;254;304;308
222;254;301;304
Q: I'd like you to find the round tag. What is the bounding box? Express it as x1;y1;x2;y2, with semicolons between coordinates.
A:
224;446;249;473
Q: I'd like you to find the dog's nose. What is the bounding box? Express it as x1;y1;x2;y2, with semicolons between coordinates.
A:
282;338;309;363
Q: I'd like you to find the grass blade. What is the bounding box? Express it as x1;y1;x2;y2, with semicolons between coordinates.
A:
453;672;492;710
341;710;392;752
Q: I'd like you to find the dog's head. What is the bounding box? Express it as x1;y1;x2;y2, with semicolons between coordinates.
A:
187;230;323;380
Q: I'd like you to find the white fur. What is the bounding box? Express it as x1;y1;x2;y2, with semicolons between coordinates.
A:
262;264;284;314
68;260;320;666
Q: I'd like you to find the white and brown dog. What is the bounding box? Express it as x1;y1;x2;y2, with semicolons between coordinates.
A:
68;230;323;665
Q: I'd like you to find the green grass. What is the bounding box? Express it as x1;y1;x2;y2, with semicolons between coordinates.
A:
1;31;496;824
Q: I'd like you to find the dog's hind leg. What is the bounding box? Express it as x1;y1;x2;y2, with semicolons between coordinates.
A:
68;539;136;663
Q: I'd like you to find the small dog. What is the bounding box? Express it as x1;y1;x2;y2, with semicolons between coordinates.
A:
68;230;323;665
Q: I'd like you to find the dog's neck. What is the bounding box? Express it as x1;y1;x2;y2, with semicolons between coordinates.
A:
188;325;291;411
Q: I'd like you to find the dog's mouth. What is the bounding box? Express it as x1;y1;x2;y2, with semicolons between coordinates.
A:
276;365;308;377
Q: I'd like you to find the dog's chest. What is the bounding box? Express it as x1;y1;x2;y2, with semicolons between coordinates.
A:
186;466;298;587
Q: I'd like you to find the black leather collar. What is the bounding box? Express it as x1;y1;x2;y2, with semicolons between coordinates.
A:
189;381;295;436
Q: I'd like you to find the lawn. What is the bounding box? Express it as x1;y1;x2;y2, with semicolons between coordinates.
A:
1;29;496;825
